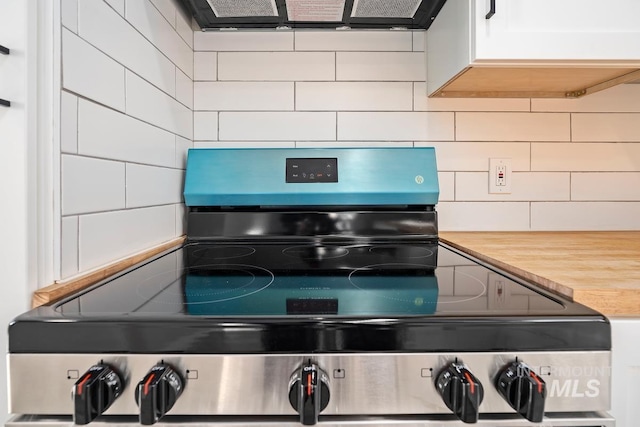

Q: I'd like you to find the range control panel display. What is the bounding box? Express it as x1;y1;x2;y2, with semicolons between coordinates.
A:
286;158;338;183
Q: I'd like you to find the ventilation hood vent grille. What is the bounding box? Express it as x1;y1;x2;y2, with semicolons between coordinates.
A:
179;0;447;30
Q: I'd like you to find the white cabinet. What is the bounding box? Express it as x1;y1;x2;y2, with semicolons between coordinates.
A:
610;317;640;427
427;0;640;98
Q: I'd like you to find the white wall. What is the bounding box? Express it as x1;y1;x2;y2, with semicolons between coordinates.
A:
193;30;640;231
58;0;193;279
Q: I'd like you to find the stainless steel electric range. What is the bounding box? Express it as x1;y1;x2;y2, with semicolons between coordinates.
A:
7;148;613;427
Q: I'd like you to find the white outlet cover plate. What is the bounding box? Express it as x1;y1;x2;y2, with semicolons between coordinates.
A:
489;158;512;194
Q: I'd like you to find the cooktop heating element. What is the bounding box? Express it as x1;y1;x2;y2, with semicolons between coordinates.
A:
7;148;613;427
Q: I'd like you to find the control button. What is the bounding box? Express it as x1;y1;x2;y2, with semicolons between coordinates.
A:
496;361;546;423
436;362;484;424
309;174;315;180
72;364;123;425
289;360;330;425
333;369;345;379
421;368;433;378
135;363;184;425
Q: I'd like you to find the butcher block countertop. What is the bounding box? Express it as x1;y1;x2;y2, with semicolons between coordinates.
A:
439;231;640;317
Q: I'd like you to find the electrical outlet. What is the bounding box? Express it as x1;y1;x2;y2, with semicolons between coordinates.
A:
489;158;512;194
488;273;510;310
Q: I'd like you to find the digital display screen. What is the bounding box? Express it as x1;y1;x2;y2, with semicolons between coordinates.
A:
286;299;339;314
286;158;338;183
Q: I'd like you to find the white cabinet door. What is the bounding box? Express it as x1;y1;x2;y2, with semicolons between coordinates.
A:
472;0;640;62
610;317;640;427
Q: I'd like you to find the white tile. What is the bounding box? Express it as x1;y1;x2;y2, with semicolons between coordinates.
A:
413;83;531;112
175;4;193;48
194;82;294;111
412;31;425;52
456;172;570;201
336;52;425;81
572;113;640;142
416;142;531;172
175;135;192;169
531;202;640;230
60;91;78;153
338;112;454;141
176;68;193;108
532;84;640;113
194;111;218;141
61;0;78;33
103;0;124;15
126;71;193;139
294;31;412;51
125;0;193;77
218;52;335;81
456;112;570;142
62;29;125;111
296;82;412;111
149;0;176;27
194;52;217;81
295;141;413;148
60;216;79;279
531;143;640;172
175;204;186;236
438;172;455;202
79;205;176;271
62;155;125;215
219;112;336;141
437;202;530;231
78;0;176;97
194;141;295;148
126;164;184;208
77;99;176;167
572;172;640;201
194;31;293;51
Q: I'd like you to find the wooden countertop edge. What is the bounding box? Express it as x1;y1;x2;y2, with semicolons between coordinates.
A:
32;236;186;309
439;236;575;300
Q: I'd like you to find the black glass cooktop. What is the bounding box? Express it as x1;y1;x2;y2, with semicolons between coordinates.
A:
9;242;610;354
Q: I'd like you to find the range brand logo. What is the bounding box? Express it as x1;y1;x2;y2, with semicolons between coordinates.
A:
549;379;600;398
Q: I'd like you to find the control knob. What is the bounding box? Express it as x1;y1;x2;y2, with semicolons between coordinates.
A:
436;362;484;424
135;363;184;425
288;360;330;425
496;361;546;422
72;363;123;425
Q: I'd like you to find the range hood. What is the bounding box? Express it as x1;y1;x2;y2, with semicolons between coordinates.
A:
178;0;447;30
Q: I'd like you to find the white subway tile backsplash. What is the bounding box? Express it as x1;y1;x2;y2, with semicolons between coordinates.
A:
413;83;530;112
103;0;124;16
126;71;193;139
149;0;176;28
456;112;570;142
438;172;455;201
77;99;176;168
296;82;412;111
60;216;79;279
62;29;125;111
338;112;454;141
295;31;412;51
531;202;640;230
62;155;125;215
175;204;186;236
175;136;192;169
572;113;640;142
126;164;184;208
61;91;78;153
219;112;336;141
532;84;640;113
456;172;570;201
417;142;531;171
532;143;640;171
79;205;176;271
412;31;425;52
218;52;335;81
175;5;193;48
572;172;640;201
195;31;293;51
437;202;530;231
78;0;176;97
194;112;218;141
125;0;193;77
194;82;294;111
194;52;217;81
61;0;78;33
336;52;425;81
295;141;413;148
194;141;295;148
176;69;193;108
